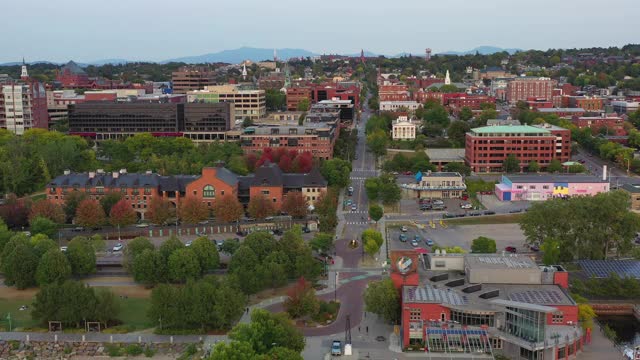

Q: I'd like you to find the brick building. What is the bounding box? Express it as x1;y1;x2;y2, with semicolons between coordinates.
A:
570;115;626;136
309;83;360;108
379;84;410;102
171;66;216;94
239;119;339;160
445;94;496;111
465;124;571;173
525;97;553;109
286;87;312;111
394;251;582;359
506;77;556;103
566;96;603;112
536;108;585;118
47;163;327;220
56;61;91;88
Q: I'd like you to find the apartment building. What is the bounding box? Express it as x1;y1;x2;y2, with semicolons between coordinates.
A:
187;85;266;122
506;77;556;103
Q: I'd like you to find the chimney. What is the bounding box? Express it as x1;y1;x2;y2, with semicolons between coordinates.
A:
602;165;607;181
63;169;71;175
119;168;127;174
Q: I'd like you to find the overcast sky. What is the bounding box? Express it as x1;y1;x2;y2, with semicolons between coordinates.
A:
4;0;638;63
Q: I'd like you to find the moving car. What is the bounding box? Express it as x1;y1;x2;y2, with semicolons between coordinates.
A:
113;243;124;252
399;234;407;242
351;204;357;211
425;238;434;246
401;226;408;232
410;239;419;247
331;340;342;356
505;246;517;253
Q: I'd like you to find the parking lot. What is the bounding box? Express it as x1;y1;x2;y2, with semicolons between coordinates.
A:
387;224;435;252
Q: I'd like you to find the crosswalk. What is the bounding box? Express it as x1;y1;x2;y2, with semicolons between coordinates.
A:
352;169;378;174
349;177;368;181
345;210;368;214
345;221;369;226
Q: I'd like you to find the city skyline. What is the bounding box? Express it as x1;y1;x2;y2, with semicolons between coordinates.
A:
3;0;638;63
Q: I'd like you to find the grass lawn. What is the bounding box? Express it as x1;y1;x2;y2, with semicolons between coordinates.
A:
444;213;523;226
30;193;46;201
118;297;153;330
0;298;39;330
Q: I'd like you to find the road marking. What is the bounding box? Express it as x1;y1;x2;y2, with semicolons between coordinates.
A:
345;222;369;225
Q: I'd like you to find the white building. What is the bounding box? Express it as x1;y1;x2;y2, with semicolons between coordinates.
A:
1;83;46;135
187;85;266;122
379;101;421;112
391;115;417;140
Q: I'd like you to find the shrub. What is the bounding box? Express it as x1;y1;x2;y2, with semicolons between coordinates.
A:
125;344;144;356
106;344;123;357
144;346;156;358
184;343;197;356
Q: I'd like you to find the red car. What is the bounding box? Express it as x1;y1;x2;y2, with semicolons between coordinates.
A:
460;194;469;201
505;246;517;253
403;171;413;175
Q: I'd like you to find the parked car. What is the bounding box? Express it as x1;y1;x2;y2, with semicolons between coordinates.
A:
432;205;446;210
399;234;408;242
469;212;481;216
71;226;84;232
505;246;517;253
460;203;473;209
331;340;342;356
530;244;540;252
425;238;434;246
345;199;353;206
273;229;283;236
302;227;311;233
419;204;432;211
214;239;224;249
113;243;124;252
443;213;456;219
414;235;421;242
410;239;419;247
433;200;444;205
185;240;193;247
401;226;408;232
483;210;496;215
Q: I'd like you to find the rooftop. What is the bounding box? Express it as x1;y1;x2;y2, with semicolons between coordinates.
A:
424;148;465;162
503;174;607;184
537;108;585;113
465;254;537;270
469;125;551;135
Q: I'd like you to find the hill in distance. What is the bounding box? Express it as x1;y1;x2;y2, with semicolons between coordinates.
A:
438;46;522;56
161;47;318;64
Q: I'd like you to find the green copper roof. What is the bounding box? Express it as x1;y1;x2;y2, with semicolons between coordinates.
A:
470;125;551;134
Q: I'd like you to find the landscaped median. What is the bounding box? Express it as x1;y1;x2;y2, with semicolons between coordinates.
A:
442;213;523;226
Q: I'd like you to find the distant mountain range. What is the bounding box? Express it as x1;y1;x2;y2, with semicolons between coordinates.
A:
0;46;523;66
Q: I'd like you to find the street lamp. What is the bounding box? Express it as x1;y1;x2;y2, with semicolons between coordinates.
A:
334;271;339;302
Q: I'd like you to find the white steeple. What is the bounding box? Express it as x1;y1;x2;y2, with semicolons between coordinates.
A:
20;58;29;80
444;70;451;85
242;63;247;80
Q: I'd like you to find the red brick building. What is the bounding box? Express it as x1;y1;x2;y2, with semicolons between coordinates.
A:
56;61;91;88
525;97;553;109
47;163;327;220
571;115;626;136
506;77;556;104
567;96;604;112
286;87;312;111
379;84;410;102
465;124;571;173
309;83;360;108
445;94;496;111
536;108;586;118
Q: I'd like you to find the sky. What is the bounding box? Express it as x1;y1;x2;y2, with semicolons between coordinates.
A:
3;0;639;63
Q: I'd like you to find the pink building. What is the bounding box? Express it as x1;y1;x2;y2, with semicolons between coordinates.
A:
495;174;609;201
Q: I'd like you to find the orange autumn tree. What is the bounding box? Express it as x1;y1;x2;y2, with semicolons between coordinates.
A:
109;199;137;228
284;277;319;319
178;196;209;224
74;199;106;229
30;199;65;224
282;191;308;219
211;194;244;223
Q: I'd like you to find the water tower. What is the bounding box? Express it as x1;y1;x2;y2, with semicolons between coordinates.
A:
425;48;432;62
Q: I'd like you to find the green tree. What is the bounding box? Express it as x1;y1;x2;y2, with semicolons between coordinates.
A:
471;236;497;253
29;216;58;239
447;121;471;147
210;341;257;360
366;129;388;157
443;162;471;176
99;192;123;216
67;236;97;276
2;241;38;289
296;98;310;112
29;234;57;258
124;237;155;262
547;159;563;173
242;117;254;128
368;204;383;222
320;158;352;188
191;236;220;274
167;248;201;283
94;288;121;329
363;278;400;323
527;161;540;173
220;239;241;255
31;280;99;328
36;249;71;286
502;154;520;173
63;190;88;222
0;219;13;251
229;309;305;354
159;236;184;263
309;233;334;254
132;249;163;286
228;246;262;294
362;229;384;257
540;238;561;265
459;106;473;121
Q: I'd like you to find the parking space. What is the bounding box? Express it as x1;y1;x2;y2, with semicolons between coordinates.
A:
425;223;530;254
387;224;434;251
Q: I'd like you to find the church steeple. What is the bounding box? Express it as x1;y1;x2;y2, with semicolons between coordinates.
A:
242;63;247;80
444;70;451;85
20;58;29;81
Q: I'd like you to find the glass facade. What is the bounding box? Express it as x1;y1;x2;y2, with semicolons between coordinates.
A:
504;306;546;343
450;310;495;327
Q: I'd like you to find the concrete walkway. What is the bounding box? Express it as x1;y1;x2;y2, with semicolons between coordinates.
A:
580;325;626;360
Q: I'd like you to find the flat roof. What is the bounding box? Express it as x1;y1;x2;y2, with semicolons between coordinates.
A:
491;299;557;313
470;125;551;134
424;148;465;162
420;171;462;178
403;285;468;306
504;174;607;184
621;183;640;193
465;254;537;270
538;108;585;113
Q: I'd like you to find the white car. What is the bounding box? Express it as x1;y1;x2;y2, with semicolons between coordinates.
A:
460;203;473;209
135;223;150;228
59;246;68;252
113;243;124;252
351;204;357;211
185;240;193;247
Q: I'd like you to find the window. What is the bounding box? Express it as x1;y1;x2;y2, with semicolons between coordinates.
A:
261;190;270;196
516;185;523;189
529;185;536;189
272;198;277;203
543;185;549;190
491;337;503;349
121;186;127;194
49;187;56;194
221;190;225;196
410;309;421;321
552;312;564;324
144;187;152;195
203;185;215;198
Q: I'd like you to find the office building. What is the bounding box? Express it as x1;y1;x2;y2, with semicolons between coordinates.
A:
465;124;571;173
506;77;556;103
171;66;216;94
68;102;232;141
286;87;312;111
187;85;266;123
611;101;639;114
380;101;421;113
400;171;466;199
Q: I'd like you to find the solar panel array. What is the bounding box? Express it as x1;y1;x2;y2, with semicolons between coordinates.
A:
509;290;565;304
578;260;640;279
